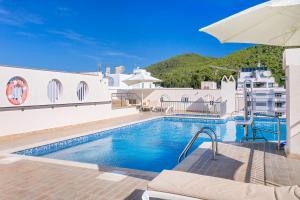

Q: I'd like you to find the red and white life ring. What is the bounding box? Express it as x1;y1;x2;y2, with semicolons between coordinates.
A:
6;79;28;105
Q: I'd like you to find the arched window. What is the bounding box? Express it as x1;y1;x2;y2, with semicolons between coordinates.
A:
77;81;88;102
6;76;28;105
47;79;62;103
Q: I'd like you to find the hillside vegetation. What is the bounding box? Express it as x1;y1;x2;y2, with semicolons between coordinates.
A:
146;45;286;88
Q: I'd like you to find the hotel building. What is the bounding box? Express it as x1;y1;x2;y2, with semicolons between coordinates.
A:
237;67;286;117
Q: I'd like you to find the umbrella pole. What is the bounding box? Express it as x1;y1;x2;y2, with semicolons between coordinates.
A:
141;91;144;110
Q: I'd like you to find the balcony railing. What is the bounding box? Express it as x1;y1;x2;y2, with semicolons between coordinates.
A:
161;100;227;117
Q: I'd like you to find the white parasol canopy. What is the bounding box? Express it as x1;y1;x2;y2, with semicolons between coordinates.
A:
123;73;162;108
123;73;162;86
200;0;300;46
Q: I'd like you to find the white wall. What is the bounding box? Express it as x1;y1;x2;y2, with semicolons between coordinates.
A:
0;105;137;137
0;66;110;105
0;66;138;136
283;48;300;156
221;76;236;114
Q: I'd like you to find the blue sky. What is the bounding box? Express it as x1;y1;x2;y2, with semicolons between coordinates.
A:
0;0;267;73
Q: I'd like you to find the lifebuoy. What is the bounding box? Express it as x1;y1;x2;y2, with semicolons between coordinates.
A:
6;78;28;105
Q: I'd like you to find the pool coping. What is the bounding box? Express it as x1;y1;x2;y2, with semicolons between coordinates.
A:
174;142;212;172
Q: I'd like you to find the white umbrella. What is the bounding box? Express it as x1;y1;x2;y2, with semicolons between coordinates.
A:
200;0;300;46
123;73;162;107
123;73;161;85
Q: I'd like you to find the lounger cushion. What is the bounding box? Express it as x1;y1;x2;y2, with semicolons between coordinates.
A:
148;170;300;200
275;186;300;200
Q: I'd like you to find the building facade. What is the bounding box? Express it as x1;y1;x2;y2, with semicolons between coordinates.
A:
237;67;286;117
104;67;157;90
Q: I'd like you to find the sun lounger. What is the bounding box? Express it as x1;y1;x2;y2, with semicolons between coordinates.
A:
141;100;152;111
142;170;300;200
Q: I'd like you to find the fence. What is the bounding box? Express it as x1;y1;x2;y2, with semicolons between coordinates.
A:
161;100;227;117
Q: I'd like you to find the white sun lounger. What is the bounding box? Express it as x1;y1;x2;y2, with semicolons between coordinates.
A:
142;170;300;200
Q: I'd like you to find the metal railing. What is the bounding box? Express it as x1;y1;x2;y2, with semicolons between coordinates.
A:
0;101;111;112
252;112;282;150
178;127;218;163
161;100;226;117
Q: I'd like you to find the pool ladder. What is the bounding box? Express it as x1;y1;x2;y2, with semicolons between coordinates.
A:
178;127;218;163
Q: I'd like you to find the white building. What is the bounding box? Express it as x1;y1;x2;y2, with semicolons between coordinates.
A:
237;67;286;117
104;67;157;90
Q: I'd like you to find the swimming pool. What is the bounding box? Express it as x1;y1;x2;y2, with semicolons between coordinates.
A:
15;117;286;172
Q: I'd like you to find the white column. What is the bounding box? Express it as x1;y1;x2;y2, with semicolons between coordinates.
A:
283;48;300;157
220;75;236;114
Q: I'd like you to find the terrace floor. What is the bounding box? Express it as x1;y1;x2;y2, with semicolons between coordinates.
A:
176;142;300;187
0;113;300;199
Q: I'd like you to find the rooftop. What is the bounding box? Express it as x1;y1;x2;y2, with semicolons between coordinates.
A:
0;113;299;199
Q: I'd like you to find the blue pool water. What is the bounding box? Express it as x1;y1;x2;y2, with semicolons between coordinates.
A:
15;117;286;172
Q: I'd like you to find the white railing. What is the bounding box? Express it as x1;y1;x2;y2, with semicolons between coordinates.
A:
161;100;227;117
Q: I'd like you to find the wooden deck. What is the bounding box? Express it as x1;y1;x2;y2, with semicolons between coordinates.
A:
0;113;300;199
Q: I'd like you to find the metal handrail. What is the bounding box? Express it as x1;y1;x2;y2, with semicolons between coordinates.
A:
252;113;281;150
201;127;219;154
178;127;218;163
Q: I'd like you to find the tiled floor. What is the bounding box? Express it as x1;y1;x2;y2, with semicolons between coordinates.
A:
0;159;156;200
176;142;300;187
1;113;300;199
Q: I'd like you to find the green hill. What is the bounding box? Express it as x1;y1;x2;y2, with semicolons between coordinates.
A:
146;45;286;88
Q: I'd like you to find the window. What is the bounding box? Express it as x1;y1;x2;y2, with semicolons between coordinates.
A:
275;93;282;97
47;79;62;103
268;83;274;88
275;112;283;117
181;96;189;102
77;81;88;102
275;102;284;108
255;93;266;96
247;101;252;107
255;102;267;107
253;82;266;88
6;76;28;105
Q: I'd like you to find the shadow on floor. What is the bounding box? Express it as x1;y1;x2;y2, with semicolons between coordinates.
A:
187;148;245;181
